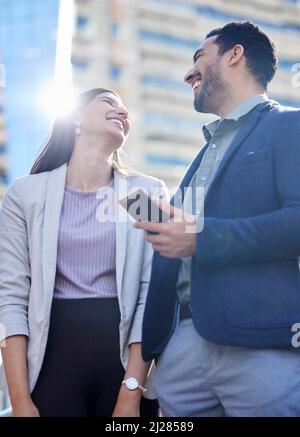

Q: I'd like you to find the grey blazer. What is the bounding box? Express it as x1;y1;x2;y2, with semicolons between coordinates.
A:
0;163;167;397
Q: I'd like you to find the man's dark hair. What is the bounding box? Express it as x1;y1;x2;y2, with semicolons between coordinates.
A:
206;21;278;89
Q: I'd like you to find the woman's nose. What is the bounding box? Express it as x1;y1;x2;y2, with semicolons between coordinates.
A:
117;108;129;118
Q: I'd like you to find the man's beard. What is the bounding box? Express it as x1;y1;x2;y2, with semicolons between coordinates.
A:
194;63;225;114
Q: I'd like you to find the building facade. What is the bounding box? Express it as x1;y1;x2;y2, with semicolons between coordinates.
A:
72;0;300;187
0;86;7;201
0;0;60;193
0;0;61;409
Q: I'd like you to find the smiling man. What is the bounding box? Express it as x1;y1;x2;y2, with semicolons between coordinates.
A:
135;22;300;417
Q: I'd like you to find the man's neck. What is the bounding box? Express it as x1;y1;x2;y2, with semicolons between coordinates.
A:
218;91;266;119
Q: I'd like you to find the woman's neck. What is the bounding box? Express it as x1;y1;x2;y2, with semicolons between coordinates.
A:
66;142;114;192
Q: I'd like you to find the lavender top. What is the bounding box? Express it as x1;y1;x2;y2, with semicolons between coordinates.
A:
53;178;117;299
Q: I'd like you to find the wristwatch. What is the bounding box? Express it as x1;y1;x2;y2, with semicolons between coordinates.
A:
122;377;147;393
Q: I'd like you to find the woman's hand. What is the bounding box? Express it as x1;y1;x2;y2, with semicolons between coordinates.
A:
112;386;141;417
12;396;40;417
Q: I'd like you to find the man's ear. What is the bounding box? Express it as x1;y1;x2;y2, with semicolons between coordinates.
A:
228;44;245;66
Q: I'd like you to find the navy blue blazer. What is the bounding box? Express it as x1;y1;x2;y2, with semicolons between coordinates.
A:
142;100;300;362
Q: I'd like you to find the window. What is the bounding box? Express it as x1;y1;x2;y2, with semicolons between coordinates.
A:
71;57;89;70
76;15;89;29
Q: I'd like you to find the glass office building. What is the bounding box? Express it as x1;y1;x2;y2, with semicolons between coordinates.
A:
0;84;6;200
0;0;60;410
0;0;60;186
72;0;300;187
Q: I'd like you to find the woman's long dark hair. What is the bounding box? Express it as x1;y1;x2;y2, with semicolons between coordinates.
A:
30;88;128;175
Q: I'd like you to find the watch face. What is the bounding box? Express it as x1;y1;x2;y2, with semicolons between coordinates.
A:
126;377;139;390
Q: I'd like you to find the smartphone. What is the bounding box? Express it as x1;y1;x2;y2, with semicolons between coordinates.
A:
118;188;170;234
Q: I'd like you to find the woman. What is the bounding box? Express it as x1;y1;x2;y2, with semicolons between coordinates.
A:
0;88;167;417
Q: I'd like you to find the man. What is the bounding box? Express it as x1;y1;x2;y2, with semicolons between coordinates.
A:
135;22;300;416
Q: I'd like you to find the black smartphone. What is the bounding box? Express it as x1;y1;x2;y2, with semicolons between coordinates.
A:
118;188;170;234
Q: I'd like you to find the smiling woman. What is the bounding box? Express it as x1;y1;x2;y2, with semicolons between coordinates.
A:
0;86;166;417
31;88;129;176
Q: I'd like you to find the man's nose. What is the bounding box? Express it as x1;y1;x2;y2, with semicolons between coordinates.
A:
184;67;195;84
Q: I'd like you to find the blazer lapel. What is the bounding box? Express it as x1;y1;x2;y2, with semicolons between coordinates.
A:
42;163;67;308
153;145;209;286
171;144;209;206
42;165;128;306
205;101;272;200
180;145;208;190
114;171;128;297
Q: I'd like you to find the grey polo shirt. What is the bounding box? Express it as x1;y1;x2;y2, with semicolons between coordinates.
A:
176;94;268;306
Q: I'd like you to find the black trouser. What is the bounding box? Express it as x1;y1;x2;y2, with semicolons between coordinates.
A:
31;298;158;417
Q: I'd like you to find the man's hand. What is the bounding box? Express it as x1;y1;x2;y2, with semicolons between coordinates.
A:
134;201;197;259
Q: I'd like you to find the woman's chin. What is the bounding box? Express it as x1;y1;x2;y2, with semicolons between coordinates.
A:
107;126;126;142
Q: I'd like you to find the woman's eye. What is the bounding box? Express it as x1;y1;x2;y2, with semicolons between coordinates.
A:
102;99;114;105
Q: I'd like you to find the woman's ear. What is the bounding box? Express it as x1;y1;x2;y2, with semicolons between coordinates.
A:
74;120;82;136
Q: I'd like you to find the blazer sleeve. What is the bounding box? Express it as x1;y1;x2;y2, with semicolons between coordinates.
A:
128;179;169;345
196;112;300;268
0;178;31;342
